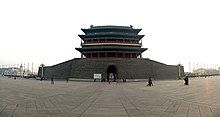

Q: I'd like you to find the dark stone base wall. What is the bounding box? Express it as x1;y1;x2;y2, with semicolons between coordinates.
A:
38;58;185;80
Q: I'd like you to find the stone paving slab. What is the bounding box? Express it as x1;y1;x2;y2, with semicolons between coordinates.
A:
1;76;220;116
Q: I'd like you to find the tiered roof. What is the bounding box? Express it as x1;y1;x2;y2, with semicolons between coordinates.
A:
76;25;147;57
79;25;144;41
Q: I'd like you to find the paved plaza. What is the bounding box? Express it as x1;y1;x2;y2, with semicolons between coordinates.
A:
1;76;220;117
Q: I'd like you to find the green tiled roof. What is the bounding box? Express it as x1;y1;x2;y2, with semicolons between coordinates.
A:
79;25;144;41
75;46;147;53
82;28;141;35
79;34;144;41
90;25;133;29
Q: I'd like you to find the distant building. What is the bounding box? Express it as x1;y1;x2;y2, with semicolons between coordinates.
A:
193;68;220;76
0;64;32;77
38;25;185;81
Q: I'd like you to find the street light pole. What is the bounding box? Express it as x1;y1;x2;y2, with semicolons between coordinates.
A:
32;63;33;75
179;64;181;79
41;64;44;79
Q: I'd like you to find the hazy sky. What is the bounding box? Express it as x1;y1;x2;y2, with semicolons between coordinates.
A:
0;0;220;72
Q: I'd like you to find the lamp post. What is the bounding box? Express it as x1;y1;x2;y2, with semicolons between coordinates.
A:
41;64;44;79
31;63;33;75
178;63;181;79
218;67;220;75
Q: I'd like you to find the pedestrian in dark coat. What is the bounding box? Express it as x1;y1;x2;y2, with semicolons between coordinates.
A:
66;78;69;83
51;78;54;84
147;77;153;86
184;76;189;85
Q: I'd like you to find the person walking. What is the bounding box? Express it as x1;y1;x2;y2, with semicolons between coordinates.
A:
147;77;153;86
66;78;69;83
184;76;189;85
51;78;54;84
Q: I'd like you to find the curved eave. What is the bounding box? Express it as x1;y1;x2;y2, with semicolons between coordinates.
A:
78;35;144;41
81;29;87;34
136;29;142;34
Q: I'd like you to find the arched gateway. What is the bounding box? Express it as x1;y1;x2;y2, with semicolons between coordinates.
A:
107;65;117;82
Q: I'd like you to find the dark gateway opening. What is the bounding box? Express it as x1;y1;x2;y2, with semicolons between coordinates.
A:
107;65;117;82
